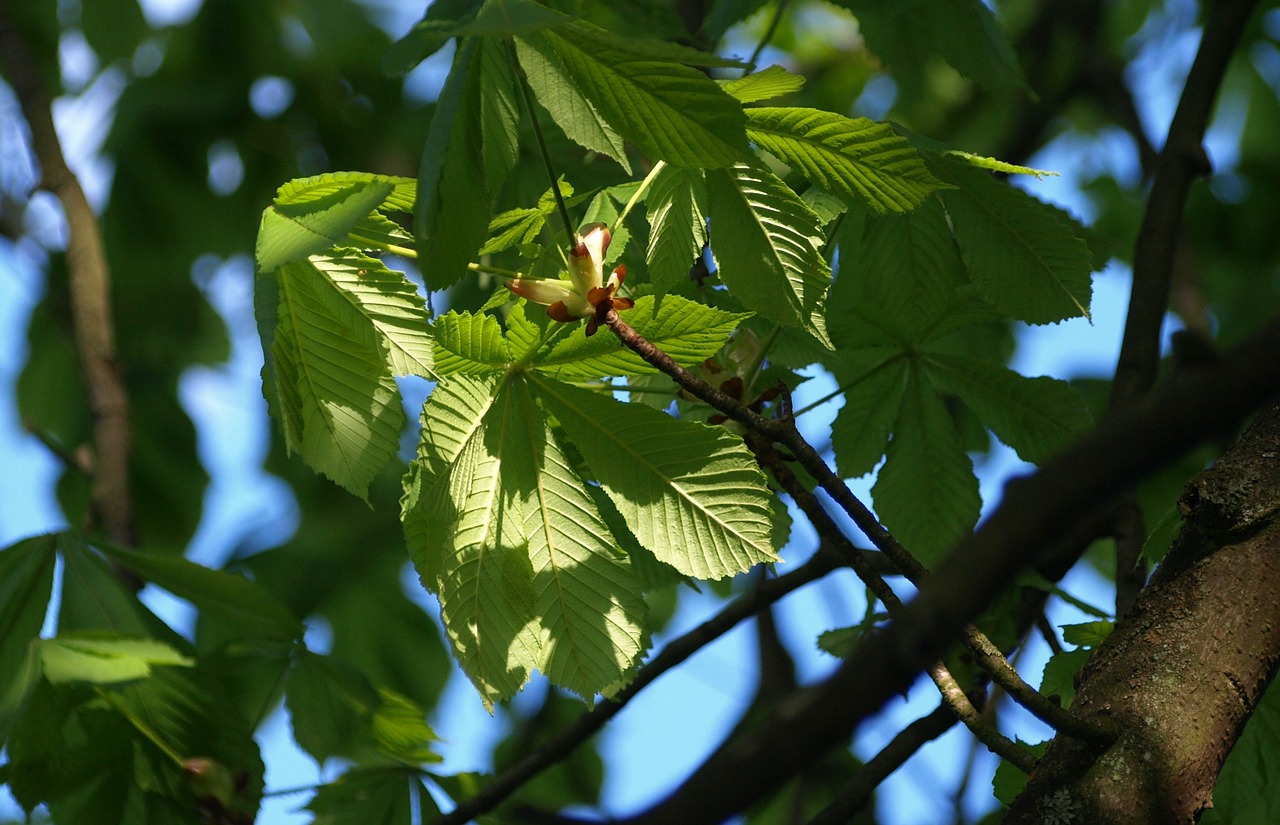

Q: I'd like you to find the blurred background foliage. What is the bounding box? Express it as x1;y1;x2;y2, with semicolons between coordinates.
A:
2;0;1280;822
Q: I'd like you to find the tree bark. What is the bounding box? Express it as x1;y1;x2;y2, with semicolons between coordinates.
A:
1007;402;1280;824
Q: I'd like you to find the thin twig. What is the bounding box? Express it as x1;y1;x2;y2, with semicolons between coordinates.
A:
507;39;576;246
806;703;956;825
0;6;137;557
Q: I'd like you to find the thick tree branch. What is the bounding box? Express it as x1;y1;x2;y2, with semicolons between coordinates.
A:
613;313;1280;825
0;4;137;552
1007;402;1280;823
1109;0;1260;410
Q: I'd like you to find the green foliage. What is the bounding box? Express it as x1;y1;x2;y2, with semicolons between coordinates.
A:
1202;679;1280;824
19;0;1276;820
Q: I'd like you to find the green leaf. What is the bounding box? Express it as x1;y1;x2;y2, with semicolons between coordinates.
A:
39;635;193;685
922;355;1092;464
1202;678;1280;824
935;158;1094;324
1039;647;1091;709
705;162;833;347
872;368;980;564
286;651;380;764
509;296;746;379
256;172;414;272
270;258;404;498
481;180;575;256
417;38;506;290
828;199;968;340
381;0;483;75
95;544;303;643
817;626;867;658
0;535;56;742
944;150;1057;178
369;688;442;764
432;311;512;375
645;165;709;294
408;375;646;707
830;358;908;478
306;251;436;379
720;65;805;104
502;378;647;701
307;768;435;825
58;535;177;641
515;34;630;173
745;108;945;214
530;377;779;580
838;0;1026;94
516;23;750;169
1060;621;1113;649
992;740;1049;805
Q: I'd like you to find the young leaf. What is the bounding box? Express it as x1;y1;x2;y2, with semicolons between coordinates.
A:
530;377;779;580
256;173;414;272
509;296;747;379
720;65;806;104
645;165;709;294
935;158;1094;324
39;635;193;685
922;354;1092;464
432;310;512;375
745;108;945;214
270;258;404;498
516;22;750;169
872;368;980;564
705;162;833;347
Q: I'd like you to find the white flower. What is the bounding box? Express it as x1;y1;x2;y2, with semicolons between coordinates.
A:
505;223;633;335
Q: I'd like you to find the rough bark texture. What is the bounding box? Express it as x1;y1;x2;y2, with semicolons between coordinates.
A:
1007;403;1280;824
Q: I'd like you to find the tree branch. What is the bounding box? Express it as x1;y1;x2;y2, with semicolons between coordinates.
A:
0;5;137;553
612;312;1280;825
1109;0;1260;410
1007;401;1280;822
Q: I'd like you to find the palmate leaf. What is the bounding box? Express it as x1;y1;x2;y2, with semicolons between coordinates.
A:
830;356;908;478
271;258;404;499
506;297;747;379
830;199;968;339
706;162;833;347
404;375;645;708
922;354;1092;464
645;164;709;294
516;22;750;170
934;158;1094;324
0;536;56;742
256;172;415;272
530;377;779;580
308;768;436;825
872;367;981;564
745;108;945;214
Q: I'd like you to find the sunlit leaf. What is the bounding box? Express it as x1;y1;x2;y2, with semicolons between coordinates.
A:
39;635;192;685
706;162;833;347
745;108;945;214
531;377;779;580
